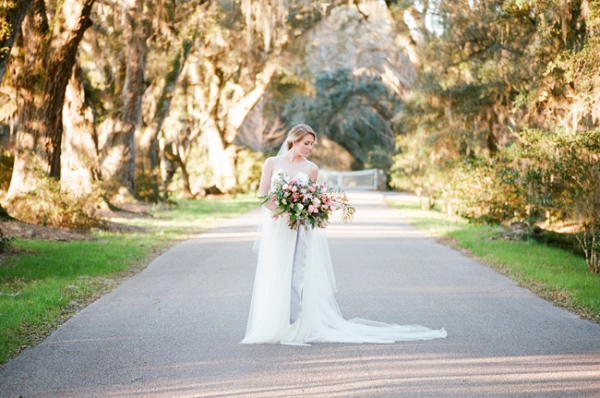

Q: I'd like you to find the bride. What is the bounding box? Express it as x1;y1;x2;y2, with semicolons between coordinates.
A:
241;124;446;345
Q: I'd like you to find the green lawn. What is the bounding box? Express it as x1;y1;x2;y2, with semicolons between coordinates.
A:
0;194;258;364
386;194;600;324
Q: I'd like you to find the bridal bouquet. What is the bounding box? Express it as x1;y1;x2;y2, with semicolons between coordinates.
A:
263;172;355;230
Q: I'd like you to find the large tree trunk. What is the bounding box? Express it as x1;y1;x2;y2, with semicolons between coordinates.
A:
206;60;278;191
99;0;147;199
138;39;193;172
204;120;237;191
135;39;192;202
0;0;34;83
61;63;100;195
164;143;195;199
6;0;95;201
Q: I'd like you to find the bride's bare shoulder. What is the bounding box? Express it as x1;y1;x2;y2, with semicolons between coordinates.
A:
265;155;285;164
263;156;279;168
305;159;318;171
263;156;286;175
305;160;319;180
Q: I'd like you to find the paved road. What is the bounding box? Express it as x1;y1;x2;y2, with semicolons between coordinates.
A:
1;192;599;397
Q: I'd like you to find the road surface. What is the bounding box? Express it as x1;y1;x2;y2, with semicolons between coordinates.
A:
1;192;599;397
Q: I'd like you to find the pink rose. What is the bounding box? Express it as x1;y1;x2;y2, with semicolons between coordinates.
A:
308;205;315;213
308;185;316;193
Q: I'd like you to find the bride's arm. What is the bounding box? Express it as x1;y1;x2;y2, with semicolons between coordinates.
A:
258;158;276;211
309;162;319;182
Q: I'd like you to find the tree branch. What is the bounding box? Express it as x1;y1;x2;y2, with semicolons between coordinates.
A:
353;0;369;21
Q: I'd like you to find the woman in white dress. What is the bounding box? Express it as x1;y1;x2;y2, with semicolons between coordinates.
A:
241;124;446;345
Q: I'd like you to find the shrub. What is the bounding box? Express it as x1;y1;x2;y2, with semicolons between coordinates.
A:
4;177;103;231
235;149;264;193
135;171;161;203
449;128;600;273
511;129;600;273
390;132;455;210
0;228;12;253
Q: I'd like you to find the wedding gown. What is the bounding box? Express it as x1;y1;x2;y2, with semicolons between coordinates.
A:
241;170;447;346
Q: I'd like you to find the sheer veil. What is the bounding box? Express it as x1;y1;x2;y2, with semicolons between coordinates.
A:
276;139;289;157
252;139;289;253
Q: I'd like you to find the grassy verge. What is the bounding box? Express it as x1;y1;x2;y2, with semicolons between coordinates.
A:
386;194;600;324
0;194;258;364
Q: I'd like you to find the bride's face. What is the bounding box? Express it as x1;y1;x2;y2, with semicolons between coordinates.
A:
293;134;315;158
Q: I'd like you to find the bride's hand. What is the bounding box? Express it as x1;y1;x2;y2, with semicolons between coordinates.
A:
264;195;277;211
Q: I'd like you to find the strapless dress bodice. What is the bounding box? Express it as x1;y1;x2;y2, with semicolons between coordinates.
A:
271;168;309;185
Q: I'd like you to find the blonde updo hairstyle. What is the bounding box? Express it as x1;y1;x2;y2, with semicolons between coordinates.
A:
286;124;317;151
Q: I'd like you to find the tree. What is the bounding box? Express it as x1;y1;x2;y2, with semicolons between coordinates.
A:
284;68;401;169
187;1;288;191
387;0;597;199
237;97;287;153
178;0;351;192
97;0;148;199
6;0;95;201
257;1;411;171
0;0;34;82
386;0;600;272
138;38;194;173
61;63;100;195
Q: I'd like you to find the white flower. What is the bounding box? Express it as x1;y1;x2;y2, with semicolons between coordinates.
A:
297;204;304;210
312;198;321;206
300;188;307;194
282;183;289;190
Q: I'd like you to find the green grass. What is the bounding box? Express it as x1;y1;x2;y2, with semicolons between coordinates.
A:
0;194;258;364
110;194;258;239
386;194;600;324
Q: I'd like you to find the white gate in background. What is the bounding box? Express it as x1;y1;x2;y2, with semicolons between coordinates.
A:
318;169;385;191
